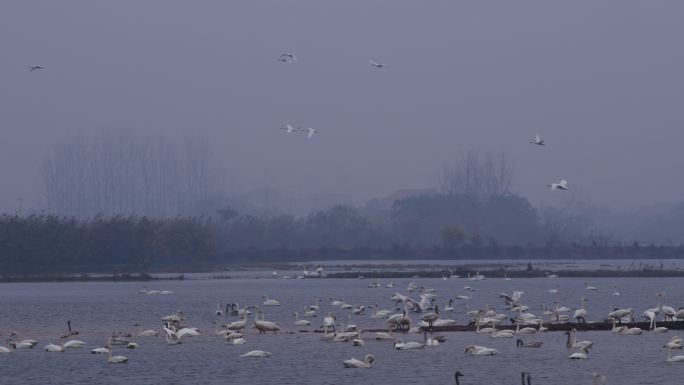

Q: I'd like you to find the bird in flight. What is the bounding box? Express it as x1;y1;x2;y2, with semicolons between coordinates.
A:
279;53;297;63
305;128;318;138
28;65;45;72
548;180;569;191
530;134;544;146
280;124;298;134
368;60;384;68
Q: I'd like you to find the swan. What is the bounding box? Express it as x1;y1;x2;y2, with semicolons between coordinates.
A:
126;342;138;349
666;348;684;362
424;331;440;346
352;305;366;315
342;354;374;368
304;306;317;317
608;308;633;323
163;327;182;345
375;325;395;340
530;134;544;146
330;298;344;306
262;295;280;306
107;343;128;364
253;308;280;334
135;323;158;337
368;60;384;68
420;305;440;329
664;337;683;349
90;347;110;354
240;350;271;357
29;65;45;71
537;318;548;333
308;298;321;311
574;297;588;323
387;310;411;330
548;180;569;191
612;287;621;296
305;128;319;138
454;371;464;385
393;339;424;350
176;328;200;338
62;340;86;348
293;312;311;326
565;330;593;349
568;347;589;359
444;300;455;312
515;320;538;334
549;286;560;295
546;272;559;278
516;338;543;348
585;283;598;291
465;345;498;355
45;343;64;352
215;304;224;316
8;333;38;348
232;337;246;345
351;336;365;346
226;313;249;331
60;320;80;339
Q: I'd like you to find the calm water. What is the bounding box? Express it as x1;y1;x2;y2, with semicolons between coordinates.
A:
1;276;683;384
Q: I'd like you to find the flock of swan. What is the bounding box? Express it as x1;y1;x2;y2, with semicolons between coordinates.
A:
3;276;683;385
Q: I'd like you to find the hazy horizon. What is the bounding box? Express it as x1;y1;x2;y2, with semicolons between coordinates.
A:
2;1;683;216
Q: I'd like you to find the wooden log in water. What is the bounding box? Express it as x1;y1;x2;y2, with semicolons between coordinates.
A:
357;321;684;333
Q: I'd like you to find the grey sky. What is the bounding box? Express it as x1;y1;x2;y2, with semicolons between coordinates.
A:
1;1;683;214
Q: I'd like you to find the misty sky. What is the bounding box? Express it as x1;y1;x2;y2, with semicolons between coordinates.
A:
1;1;683;214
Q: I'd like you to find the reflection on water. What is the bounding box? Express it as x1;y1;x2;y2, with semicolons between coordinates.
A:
0;276;683;384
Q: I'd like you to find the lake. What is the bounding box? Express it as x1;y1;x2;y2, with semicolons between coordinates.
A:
0;274;683;384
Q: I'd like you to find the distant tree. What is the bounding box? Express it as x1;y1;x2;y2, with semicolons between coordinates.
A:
441;226;465;249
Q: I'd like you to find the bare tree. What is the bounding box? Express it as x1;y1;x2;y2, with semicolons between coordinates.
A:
40;129;225;218
437;150;513;200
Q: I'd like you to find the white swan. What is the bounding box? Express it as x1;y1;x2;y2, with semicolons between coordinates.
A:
393;339;424;350
215;304;224;316
262;295;280;306
232;337;246;345
293;312;311;326
107;344;128;364
465;345;498;355
226;313;249;331
574;297;588;323
342;354;374;368
568;347;589;360
254;308;280;334
548;180;569;191
240;350;271;357
62;340;86;348
135;323;159;337
585;283;598;291
90;347;110;354
45;343;64;352
667;347;684;362
530;134;545;146
565;330;594;349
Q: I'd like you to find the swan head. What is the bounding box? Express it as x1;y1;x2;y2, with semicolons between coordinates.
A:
454;371;464;378
365;354;375;364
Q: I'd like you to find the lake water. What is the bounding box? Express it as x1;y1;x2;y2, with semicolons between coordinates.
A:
1;275;683;384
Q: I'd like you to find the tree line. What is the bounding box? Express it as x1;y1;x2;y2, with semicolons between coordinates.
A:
1;195;682;274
